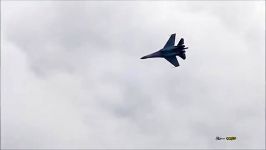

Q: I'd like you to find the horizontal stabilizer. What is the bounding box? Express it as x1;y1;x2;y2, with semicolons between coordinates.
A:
179;53;186;60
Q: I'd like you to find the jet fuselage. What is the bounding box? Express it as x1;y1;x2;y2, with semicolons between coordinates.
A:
141;45;187;59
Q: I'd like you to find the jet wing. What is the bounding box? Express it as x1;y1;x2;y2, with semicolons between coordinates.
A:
163;33;176;48
165;56;179;67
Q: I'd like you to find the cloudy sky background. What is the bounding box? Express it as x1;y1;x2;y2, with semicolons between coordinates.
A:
1;1;265;149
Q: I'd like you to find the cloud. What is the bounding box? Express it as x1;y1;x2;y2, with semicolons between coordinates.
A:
1;1;265;149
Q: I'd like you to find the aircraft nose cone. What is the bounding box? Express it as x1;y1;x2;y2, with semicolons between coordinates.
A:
141;56;147;59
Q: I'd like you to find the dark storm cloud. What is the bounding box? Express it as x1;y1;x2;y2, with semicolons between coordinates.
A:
2;1;265;149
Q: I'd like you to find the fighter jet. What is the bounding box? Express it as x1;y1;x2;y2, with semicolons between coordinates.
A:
141;33;188;67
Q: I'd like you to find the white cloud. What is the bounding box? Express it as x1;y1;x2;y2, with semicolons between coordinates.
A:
1;1;265;149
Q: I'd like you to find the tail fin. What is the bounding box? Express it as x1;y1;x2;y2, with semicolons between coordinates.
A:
177;38;184;46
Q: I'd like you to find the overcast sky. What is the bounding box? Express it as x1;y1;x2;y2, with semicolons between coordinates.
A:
1;1;265;149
